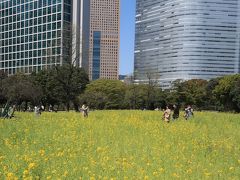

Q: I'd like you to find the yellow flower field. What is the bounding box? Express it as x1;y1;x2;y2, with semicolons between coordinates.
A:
0;111;240;179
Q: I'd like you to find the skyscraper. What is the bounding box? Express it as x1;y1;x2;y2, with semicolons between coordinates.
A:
89;0;120;80
0;0;75;75
134;0;240;88
0;0;120;80
72;0;90;72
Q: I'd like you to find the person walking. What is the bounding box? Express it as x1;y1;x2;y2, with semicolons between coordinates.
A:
163;106;171;123
184;105;193;120
81;103;89;118
172;104;180;120
34;106;41;117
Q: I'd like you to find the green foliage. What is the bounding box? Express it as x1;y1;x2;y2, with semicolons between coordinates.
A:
32;70;62;107
0;70;8;104
213;74;240;112
124;84;166;109
52;65;89;111
230;79;240;111
81;79;126;109
169;79;208;109
2;73;42;107
32;64;89;111
124;84;147;109
1;67;240;112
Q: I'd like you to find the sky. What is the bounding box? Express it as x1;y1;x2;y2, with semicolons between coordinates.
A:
120;0;136;75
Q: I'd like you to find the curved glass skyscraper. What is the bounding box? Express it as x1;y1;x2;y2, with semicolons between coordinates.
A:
134;0;240;88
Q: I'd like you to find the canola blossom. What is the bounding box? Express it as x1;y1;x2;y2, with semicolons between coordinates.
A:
0;111;239;179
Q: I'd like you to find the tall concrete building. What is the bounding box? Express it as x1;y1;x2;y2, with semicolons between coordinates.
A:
134;0;240;88
89;0;120;80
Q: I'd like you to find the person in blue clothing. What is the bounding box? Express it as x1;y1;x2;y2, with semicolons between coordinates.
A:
184;105;193;120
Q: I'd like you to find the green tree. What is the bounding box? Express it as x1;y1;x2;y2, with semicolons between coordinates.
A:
82;79;126;109
3;73;42;109
0;70;8;105
124;84;147;109
230;79;240;112
205;78;221;110
213;74;240;112
32;70;62;108
170;79;208;109
52;65;89;111
124;84;166;110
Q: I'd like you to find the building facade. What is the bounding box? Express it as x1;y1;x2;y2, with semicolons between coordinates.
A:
72;0;90;71
0;0;75;75
0;0;120;80
89;0;120;80
134;0;240;88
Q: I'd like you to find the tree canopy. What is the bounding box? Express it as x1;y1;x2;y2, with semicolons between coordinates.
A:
1;68;240;113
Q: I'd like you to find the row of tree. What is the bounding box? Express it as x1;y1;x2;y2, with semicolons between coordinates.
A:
80;75;240;112
0;67;240;112
0;64;88;111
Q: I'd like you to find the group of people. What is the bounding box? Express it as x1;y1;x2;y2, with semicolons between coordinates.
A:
34;105;45;116
33;103;89;118
32;102;194;121
162;105;193;123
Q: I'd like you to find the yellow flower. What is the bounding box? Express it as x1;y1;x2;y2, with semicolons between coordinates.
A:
7;172;18;180
186;168;192;174
229;167;234;171
159;168;165;173
0;156;4;161
39;149;45;156
28;163;36;170
204;172;211;176
7;172;14;178
96;147;102;153
23;170;29;178
63;171;68;177
172;173;180;178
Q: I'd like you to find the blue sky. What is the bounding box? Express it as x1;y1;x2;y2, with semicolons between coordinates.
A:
120;0;136;75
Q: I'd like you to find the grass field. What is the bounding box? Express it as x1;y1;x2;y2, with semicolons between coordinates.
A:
0;111;240;179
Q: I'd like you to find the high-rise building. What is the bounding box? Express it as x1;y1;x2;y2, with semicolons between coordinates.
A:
72;0;90;72
134;0;240;88
0;0;76;75
0;0;120;80
89;0;120;80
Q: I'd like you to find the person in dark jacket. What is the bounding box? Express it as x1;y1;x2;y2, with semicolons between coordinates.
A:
172;104;180;120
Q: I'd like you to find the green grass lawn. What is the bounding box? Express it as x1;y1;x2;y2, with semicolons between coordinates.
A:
0;111;240;179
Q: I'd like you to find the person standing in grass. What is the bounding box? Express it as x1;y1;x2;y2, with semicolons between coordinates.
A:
81;103;89;118
172;104;180;120
184;105;193;120
34;106;41;117
163;106;171;123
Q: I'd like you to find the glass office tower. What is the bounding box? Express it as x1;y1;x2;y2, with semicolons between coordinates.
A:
72;0;90;71
134;0;240;88
0;0;74;74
